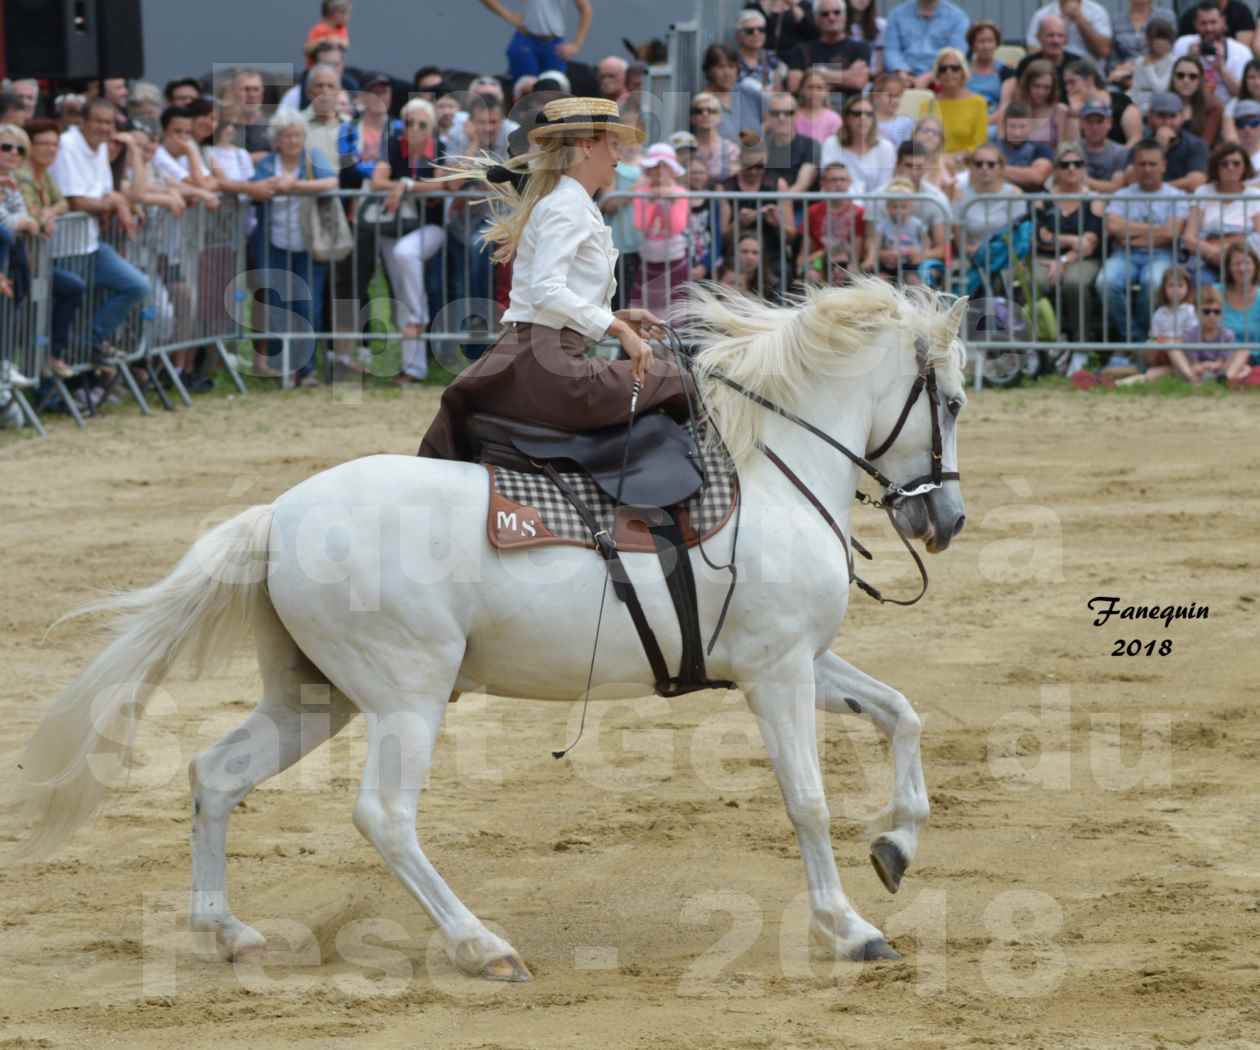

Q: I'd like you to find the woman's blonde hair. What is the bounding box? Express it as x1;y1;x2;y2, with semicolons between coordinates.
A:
934;47;970;80
440;132;596;264
0;123;31;150
400;97;436;126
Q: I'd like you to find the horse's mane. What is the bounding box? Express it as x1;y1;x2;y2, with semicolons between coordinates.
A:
672;277;966;467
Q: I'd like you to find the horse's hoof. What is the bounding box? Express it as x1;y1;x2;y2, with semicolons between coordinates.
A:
218;923;267;962
870;837;907;895
482;954;532;982
858;938;902;962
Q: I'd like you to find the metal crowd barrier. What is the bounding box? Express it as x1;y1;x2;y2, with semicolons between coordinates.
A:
956;191;1260;388
0;227;51;434
5;201;250;432
8;185;1257;437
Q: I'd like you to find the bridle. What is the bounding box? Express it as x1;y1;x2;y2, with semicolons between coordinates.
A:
707;356;960;606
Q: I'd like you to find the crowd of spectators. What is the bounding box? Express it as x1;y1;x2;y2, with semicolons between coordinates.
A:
4;0;1260;411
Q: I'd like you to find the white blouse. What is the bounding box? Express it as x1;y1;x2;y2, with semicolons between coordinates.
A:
502;175;619;340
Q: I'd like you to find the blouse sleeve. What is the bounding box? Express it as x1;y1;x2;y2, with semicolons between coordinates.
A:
525;204;616;341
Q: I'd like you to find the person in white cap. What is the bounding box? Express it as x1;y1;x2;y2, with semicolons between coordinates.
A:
419;97;693;461
631;142;691;313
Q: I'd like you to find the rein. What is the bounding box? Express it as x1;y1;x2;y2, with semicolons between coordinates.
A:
705;363;959;607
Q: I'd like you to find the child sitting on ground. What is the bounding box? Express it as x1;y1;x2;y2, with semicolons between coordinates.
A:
804;161;865;286
867;179;927;284
1118;266;1194;384
1169;287;1251;386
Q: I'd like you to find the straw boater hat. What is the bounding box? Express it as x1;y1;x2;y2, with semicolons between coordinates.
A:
527;96;645;146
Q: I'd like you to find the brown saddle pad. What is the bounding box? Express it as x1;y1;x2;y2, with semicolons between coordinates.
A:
485;435;738;554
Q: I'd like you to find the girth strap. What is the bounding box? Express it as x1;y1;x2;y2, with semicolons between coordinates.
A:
539;463;672;688
539;463;735;695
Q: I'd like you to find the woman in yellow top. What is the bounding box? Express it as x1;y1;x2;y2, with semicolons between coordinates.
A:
920;48;989;161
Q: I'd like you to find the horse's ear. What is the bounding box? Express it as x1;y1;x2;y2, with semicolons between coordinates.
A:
945;296;969;342
931;296;968;359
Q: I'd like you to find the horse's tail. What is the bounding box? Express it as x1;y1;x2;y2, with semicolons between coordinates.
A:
3;504;275;863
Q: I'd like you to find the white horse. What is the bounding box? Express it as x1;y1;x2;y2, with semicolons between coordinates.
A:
6;278;969;982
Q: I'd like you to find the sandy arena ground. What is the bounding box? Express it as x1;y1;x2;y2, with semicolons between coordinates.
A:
0;383;1257;1049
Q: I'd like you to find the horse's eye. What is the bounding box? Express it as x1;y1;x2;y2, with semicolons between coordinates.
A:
947;398;962;417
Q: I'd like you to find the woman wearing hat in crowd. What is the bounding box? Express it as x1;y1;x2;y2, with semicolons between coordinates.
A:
418;96;691;462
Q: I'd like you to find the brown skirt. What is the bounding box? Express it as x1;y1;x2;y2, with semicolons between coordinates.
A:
418;323;695;460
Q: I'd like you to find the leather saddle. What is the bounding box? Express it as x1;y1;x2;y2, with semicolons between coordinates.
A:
466;411;704;508
464;411;733;698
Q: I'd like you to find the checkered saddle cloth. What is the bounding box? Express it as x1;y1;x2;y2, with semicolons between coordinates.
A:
485;425;738;554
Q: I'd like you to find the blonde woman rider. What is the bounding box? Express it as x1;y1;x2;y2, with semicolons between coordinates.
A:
419;96;693;461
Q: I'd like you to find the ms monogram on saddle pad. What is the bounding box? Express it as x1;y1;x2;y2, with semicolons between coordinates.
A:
6;278;969;982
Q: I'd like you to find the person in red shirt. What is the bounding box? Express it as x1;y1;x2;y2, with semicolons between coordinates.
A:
804;161;865;285
305;1;352;68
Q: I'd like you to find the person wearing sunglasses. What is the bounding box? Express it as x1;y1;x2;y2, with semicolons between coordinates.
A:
922;47;987;158
1170;3;1250;106
735;9;787;92
1032;142;1105;344
784;2;870;97
1167;56;1221;147
1228;98;1260;169
369;98;449;384
1182;141;1260;278
821;95;896;192
1158;284;1250;386
761;91;820;194
955;144;1029;298
688;91;740;181
1221;59;1260;141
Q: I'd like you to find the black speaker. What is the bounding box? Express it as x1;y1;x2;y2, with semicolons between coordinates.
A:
4;0;100;80
97;0;143;79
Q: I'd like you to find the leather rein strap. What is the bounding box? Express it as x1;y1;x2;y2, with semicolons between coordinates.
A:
709;367;957;607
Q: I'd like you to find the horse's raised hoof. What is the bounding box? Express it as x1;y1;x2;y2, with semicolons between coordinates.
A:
870;837;908;895
858;938;902;962
482;954;532;982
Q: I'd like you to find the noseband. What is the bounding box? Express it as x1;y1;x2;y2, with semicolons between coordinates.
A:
708;363;960;606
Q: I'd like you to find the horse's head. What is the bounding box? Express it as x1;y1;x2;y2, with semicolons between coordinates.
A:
867;297;968;554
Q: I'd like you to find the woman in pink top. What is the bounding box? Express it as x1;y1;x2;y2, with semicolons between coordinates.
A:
795;69;843;143
632;143;691;313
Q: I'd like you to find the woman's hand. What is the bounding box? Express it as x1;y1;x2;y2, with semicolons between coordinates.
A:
610;317;654;382
14;216;39;236
384;181;406;215
613;307;667;341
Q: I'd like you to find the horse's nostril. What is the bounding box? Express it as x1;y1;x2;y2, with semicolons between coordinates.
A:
953;514;966;537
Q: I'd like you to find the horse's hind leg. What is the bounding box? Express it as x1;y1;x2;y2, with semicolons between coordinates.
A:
188;604;357;960
348;661;530;983
813;651;929;895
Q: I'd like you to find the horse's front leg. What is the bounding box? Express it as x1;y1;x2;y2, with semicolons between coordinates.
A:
813;650;930;895
745;673;901;962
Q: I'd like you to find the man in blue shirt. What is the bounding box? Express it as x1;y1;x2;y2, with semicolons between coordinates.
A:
884;0;971;87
